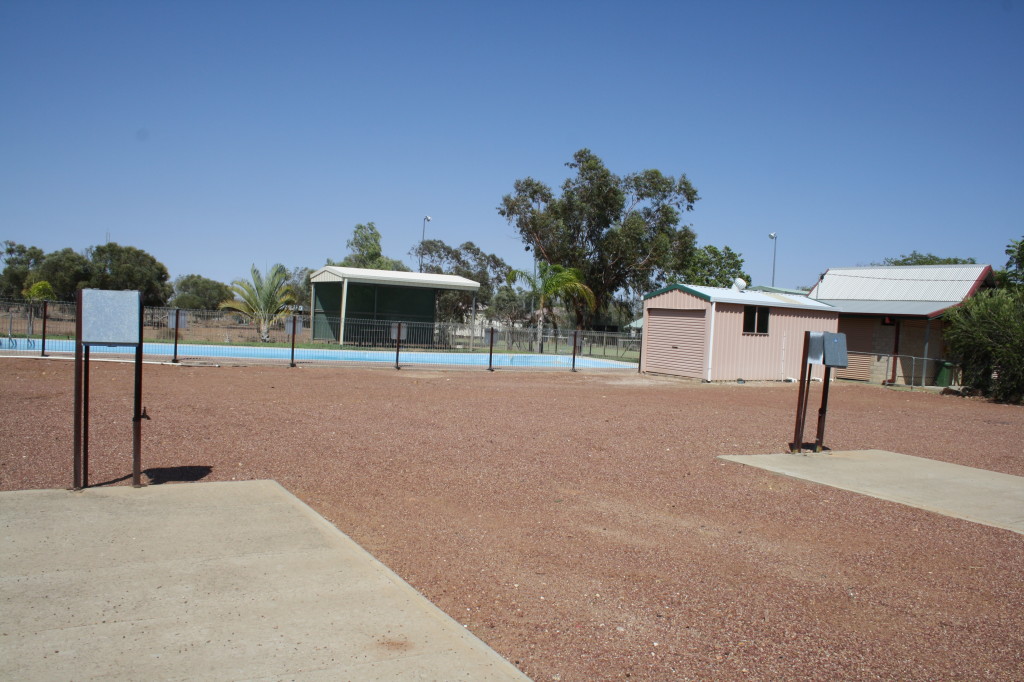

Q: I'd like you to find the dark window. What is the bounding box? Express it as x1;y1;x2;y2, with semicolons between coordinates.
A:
743;306;770;334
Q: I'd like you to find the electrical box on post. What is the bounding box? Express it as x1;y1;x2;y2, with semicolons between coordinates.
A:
822;332;848;368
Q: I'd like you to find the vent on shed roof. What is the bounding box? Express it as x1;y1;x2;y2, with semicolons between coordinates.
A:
731;277;747;292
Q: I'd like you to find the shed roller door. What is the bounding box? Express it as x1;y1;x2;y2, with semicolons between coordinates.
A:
835;317;874;381
646;309;706;378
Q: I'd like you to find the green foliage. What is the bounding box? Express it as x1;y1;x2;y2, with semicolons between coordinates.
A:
220;264;297;342
22;280;56;301
286;266;313;309
508;262;596;349
86;243;172;306
679;245;751;287
0;242;46;298
31;248;92;301
998;236;1023;288
413;239;511;321
499;149;717;325
944;288;1024;404
328;222;410;271
879;251;976;266
170;274;234;310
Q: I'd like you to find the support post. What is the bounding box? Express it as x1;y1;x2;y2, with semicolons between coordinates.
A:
40;300;48;357
791;331;811;452
394;322;402;370
813;366;833;452
487;327;495;372
571;330;579;372
289;314;297;367
83;346;90;488
172;309;181;363
132;298;144;487
72;291;83;489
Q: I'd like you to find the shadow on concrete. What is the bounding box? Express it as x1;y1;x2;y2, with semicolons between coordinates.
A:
90;466;213;487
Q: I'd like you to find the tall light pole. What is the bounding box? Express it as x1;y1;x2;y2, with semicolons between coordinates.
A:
769;232;778;287
419;215;432;272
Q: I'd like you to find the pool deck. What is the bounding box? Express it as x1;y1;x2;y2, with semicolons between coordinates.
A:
0;480;529;681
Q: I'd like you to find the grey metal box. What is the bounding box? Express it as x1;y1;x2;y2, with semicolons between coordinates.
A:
81;289;141;346
822;332;848;368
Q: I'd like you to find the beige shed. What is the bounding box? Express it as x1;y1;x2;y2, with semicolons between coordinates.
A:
641;282;839;381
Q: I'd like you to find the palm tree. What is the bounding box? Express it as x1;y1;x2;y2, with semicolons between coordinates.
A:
508;262;596;351
219;264;296;342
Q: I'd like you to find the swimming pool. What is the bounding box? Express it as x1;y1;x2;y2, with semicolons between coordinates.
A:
3;337;636;370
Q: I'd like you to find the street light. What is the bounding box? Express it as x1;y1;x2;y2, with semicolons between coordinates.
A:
419;215;432;272
769;232;778;287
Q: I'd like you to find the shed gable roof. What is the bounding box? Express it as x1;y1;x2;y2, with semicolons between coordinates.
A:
310;266;481;292
808;264;993;302
644;283;836;312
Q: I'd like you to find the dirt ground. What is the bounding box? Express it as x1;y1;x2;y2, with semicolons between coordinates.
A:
2;357;1022;681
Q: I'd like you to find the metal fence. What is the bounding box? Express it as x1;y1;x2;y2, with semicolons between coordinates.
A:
0;299;641;371
842;350;960;388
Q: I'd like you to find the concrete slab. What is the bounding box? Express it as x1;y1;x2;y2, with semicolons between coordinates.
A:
0;480;529;681
720;449;1024;535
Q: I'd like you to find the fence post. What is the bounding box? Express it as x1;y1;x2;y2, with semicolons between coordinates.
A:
488;326;495;372
571;330;579;372
289;314;297;368
40;300;48;357
395;322;402;370
172;309;181;363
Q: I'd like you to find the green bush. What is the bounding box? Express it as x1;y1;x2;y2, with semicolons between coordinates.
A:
944;288;1024;403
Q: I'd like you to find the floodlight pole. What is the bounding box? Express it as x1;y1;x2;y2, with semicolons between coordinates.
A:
419;215;431;272
769;232;778;287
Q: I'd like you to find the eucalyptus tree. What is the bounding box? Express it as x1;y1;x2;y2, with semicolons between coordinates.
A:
219;264;296;342
499;149;701;325
508;261;596;350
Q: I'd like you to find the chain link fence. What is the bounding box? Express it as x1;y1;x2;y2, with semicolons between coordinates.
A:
0;299;641;371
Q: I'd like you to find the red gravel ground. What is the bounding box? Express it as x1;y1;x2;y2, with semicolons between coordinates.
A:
2;357;1022;681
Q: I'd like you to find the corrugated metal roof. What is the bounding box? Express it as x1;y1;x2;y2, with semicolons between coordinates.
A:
808;264;992;302
310;266;481;292
813;299;960;317
644;283;836;312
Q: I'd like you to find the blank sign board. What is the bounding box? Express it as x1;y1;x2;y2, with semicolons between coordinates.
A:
81;289;141;346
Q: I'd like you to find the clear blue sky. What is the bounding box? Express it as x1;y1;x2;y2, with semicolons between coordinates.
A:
2;0;1022;291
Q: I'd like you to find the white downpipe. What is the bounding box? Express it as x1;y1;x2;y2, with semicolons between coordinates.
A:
339;278;349;346
706;302;716;382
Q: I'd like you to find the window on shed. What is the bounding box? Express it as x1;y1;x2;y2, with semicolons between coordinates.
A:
743;306;770;334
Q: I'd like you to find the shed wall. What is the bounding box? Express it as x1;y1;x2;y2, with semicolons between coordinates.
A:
709;304;837;381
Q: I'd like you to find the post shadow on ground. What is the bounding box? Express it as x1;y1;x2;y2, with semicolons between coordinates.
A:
89;465;213;487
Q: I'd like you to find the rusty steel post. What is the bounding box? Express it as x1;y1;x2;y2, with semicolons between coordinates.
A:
394;322;402;370
82;346;90;488
571;330;579;372
172;309;180;363
40;300;49;357
814;366;834;452
791;331;811;452
289;315;297;368
132;298;144;487
487;327;495;372
72;291;83;490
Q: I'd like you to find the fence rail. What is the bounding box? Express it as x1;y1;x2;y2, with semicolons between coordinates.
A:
0;299;641;371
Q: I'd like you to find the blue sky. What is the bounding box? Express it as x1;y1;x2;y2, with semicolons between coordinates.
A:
2;0;1022;292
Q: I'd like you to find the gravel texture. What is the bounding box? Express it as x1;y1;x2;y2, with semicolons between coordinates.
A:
2;357;1022;681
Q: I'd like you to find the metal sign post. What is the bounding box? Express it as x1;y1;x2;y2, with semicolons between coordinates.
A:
72;289;148;489
391;322;405;370
571;330;581;372
40;300;49;357
791;331;848;453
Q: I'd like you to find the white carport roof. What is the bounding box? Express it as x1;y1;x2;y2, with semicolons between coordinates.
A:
310;266;480;292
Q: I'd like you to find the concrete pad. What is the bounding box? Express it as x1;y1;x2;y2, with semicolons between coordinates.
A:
0;480;529;681
720;449;1024;535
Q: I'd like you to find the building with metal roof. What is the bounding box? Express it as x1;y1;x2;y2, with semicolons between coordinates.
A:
806;264;995;384
640;281;838;382
309;266;481;344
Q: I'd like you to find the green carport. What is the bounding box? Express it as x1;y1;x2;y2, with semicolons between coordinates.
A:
309;266;481;344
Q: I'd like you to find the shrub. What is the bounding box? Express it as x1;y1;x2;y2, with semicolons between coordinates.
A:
944;288;1024;403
